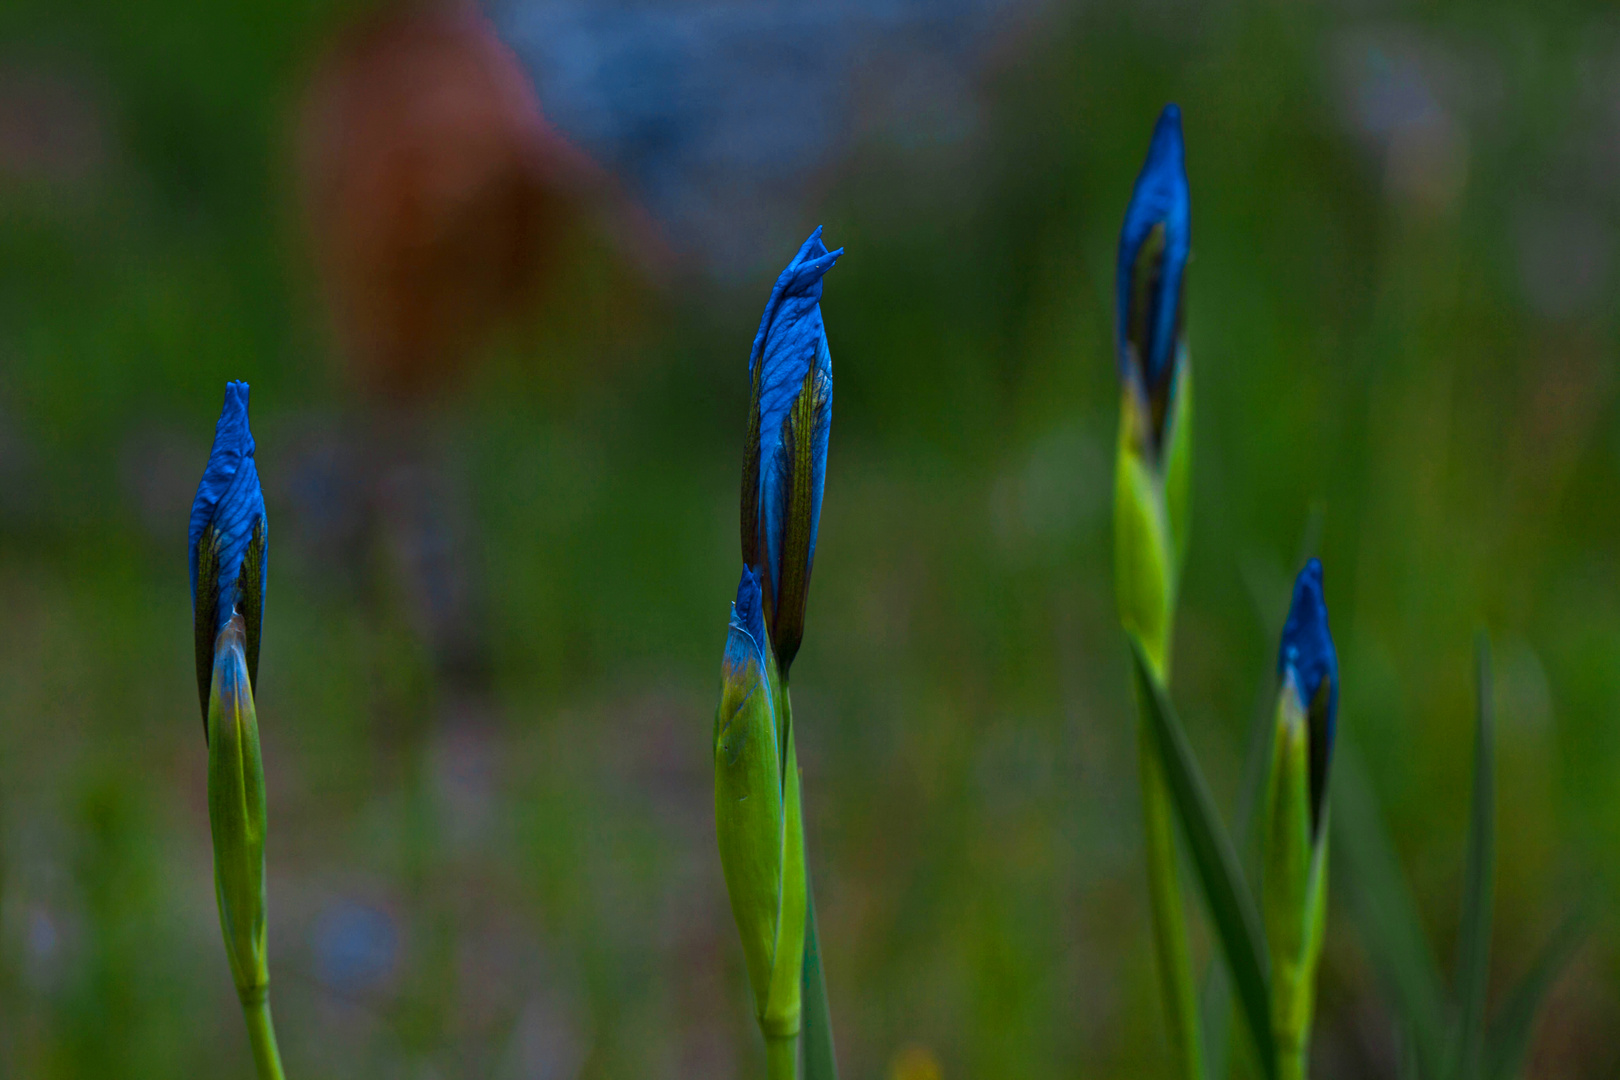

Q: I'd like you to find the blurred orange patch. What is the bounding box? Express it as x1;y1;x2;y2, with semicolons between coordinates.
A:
299;2;598;400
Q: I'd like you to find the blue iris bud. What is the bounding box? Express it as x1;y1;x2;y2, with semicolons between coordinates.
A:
1265;558;1339;1075
1117;104;1191;455
189;382;288;1074
189;381;268;737
740;228;842;677
1276;557;1338;834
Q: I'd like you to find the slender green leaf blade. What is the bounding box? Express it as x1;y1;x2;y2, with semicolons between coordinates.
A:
802;876;839;1080
1199;671;1267;1080
1331;738;1447;1079
1198;958;1233;1080
1455;634;1496;1080
1484;908;1586;1080
1129;639;1277;1080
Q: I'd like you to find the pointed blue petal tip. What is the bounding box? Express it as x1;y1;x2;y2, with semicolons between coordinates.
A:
749;226;843;381
751;228;842;446
1116;104;1191;391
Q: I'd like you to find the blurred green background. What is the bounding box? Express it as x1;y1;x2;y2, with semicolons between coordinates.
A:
1;0;1617;1076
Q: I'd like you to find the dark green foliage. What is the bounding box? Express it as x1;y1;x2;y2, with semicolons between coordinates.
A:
1338;639;1585;1080
1454;637;1495;1080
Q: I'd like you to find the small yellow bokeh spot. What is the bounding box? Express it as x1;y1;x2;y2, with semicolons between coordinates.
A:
888;1044;943;1080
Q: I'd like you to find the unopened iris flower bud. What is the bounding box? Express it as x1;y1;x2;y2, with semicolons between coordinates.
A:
191;381;267;736
1264;558;1339;1080
189;381;285;1078
741;227;842;678
714;566;807;1060
1113;104;1192;675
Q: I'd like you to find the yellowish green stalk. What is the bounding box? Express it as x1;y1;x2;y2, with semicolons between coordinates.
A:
1263;684;1329;1080
1139;726;1204;1080
242;993;288;1080
1116;364;1199;1080
766;1034;797;1080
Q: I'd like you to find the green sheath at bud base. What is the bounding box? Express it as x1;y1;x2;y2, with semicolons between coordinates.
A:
209;614;271;1007
1113;359;1192;676
1263;675;1330;1080
715;568;807;1061
714;667;807;1040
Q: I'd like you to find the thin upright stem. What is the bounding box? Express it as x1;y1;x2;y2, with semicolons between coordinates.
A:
1139;723;1204;1080
765;1034;797;1080
242;995;288;1080
1276;1038;1307;1080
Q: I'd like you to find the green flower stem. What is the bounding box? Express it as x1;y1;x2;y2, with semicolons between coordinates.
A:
1277;1038;1306;1080
1138;719;1204;1080
242;993;287;1080
1115;364;1198;1080
766;1034;797;1080
1263;684;1329;1080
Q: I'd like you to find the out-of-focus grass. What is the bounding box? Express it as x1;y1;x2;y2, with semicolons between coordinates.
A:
1;0;1618;1077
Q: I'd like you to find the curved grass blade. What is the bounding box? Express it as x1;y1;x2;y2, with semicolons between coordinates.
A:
1129;638;1277;1080
1484;907;1587;1080
1330;739;1446;1079
802;875;839;1080
1454;634;1496;1080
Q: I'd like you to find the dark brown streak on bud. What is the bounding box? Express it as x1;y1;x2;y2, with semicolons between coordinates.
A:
240;517;266;697
1127;222;1183;459
771;366;821;678
1308;677;1332;839
1150;273;1186;454
195;527;222;740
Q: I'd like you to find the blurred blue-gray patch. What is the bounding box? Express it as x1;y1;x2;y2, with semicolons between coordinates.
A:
489;0;1040;270
313;901;400;995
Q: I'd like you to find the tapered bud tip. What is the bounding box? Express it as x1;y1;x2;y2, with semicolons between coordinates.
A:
727;565;768;667
1116;104;1190;439
722;567;772;704
749;227;843;382
189;381;267;610
1279;557;1338;826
